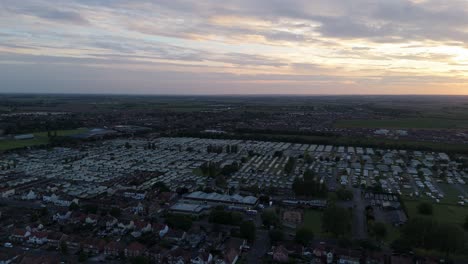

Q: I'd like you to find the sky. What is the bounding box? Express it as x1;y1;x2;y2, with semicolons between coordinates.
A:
1;0;468;95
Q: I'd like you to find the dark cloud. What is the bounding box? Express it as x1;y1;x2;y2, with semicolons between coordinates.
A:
4;1;89;25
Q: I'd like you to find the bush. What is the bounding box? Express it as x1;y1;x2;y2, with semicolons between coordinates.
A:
240;221;256;241
336;188;353;201
417;202;433;215
295;228;314;245
269;229;285;243
372;222;387;240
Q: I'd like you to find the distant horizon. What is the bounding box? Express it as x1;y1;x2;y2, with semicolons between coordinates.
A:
1;1;468;95
1;92;468;97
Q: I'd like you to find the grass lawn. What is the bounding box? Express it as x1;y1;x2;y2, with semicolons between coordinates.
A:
334;118;468;129
437;183;463;204
402;197;468;225
0;128;88;151
192;168;204;177
384;224;400;243
302;210;324;235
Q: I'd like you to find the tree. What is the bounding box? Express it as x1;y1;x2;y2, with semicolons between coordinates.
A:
434;223;465;257
78;251;88;262
322;206;351;237
269;229;285;244
130;256;150;264
464;215;468;231
401;217;465;256
110;207;121;217
261;210;280;228
69;202;79;211
84;204;98;214
154;181;170;192
60;240;68;255
165;214;193;231
295;228;314;245
209;209;243;225
372;222;387;241
417;202;433;215
292;170;327;198
304;151;312;164
284;157;296;174
239;221;256;241
336;188;353;201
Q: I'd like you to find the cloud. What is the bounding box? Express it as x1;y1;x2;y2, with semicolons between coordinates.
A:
4;1;89;25
0;0;468;94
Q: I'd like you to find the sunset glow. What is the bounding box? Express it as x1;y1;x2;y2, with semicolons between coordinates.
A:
1;0;468;94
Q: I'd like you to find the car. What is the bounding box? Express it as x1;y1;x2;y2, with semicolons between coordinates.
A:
4;242;13;248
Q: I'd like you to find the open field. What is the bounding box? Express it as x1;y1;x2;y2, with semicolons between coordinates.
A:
0;128;88;151
335;118;468;129
402;197;468;226
437;183;463;204
302;210;324;235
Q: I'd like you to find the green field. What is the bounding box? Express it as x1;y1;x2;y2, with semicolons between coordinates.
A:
335;118;468;129
402;197;468;225
0;128;88;151
437;183;463;204
302;210;324;235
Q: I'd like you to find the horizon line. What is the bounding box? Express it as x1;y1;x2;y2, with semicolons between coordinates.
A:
1;92;468;97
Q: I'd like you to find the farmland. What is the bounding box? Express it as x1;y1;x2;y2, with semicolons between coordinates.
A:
0;128;88;151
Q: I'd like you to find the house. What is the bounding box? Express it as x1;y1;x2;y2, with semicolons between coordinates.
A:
53;211;71;222
146;245;165;263
123;191;146;200
272;245;289;263
22;190;37;200
28;231;48;245
134;220;152;233
104;241;124;257
165;248;191;264
191;251;213;264
133;202;144;214
0;188;15;198
47;232;66;248
19;254;60;264
155;224;169;238
100;215;118;229
64;235;82;251
82;238;106;255
85;214;99;225
26;223;43;232
166;230;186;242
0;249;20;264
125;242;146;257
14;134;34;140
222;238;246;264
118;220;135;230
158;192;177;204
10;228;30;242
70;212;86;224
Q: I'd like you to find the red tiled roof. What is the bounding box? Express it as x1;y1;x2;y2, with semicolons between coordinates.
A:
126;242;146;252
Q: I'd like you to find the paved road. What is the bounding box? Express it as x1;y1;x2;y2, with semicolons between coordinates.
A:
246;229;270;264
246;213;270;264
352;188;368;240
